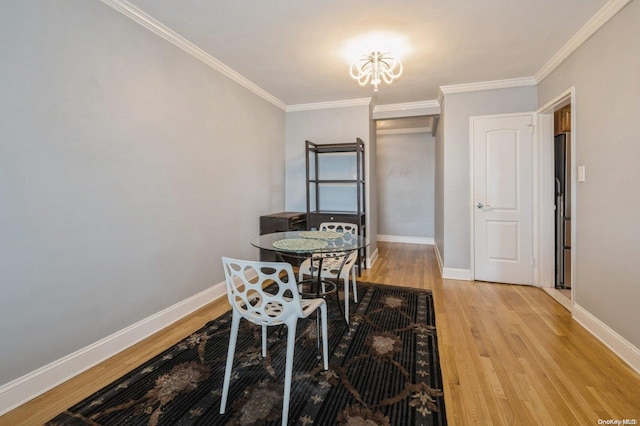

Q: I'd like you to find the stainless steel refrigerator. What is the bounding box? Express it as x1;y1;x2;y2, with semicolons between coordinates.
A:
554;133;571;289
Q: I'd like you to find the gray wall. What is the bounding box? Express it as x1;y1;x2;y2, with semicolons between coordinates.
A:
285;105;377;253
0;1;285;385
438;86;537;270
367;105;379;257
434;106;445;259
285;106;371;211
376;132;434;238
538;0;640;348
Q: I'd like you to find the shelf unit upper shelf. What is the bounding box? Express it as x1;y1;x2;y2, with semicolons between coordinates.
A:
305;138;365;215
308;179;365;183
305;138;366;272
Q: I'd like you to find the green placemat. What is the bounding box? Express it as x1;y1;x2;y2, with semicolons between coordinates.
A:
272;238;329;251
298;230;344;240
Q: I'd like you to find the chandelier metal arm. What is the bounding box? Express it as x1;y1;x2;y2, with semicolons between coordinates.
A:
349;51;403;92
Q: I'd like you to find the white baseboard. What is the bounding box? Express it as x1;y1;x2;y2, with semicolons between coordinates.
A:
573;303;640;375
442;267;473;281
378;235;472;279
432;242;472;281
377;235;434;245
542;287;572;311
434;242;444;276
0;282;227;416
434;243;639;374
367;247;379;269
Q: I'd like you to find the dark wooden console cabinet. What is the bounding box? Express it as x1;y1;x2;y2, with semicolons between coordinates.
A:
306;211;365;231
259;212;306;264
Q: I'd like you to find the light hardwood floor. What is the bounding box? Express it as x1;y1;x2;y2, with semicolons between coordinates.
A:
2;242;639;425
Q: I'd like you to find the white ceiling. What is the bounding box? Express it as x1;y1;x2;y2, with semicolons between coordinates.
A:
125;0;609;107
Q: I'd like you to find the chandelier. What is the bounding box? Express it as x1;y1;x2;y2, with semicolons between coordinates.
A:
349;51;403;92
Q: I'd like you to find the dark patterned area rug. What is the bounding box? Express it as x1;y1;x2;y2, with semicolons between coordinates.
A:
46;282;446;425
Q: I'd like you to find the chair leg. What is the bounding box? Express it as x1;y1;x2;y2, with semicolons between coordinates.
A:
261;325;267;358
320;302;329;370
282;320;298;426
352;268;358;302
343;276;350;324
315;309;322;360
220;312;241;414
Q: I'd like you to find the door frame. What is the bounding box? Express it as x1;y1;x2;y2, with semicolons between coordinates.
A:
536;87;577;309
469;111;536;283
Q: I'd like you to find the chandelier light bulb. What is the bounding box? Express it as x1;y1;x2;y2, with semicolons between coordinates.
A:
350;51;403;92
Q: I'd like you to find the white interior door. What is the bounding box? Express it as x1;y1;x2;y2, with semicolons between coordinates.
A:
472;113;534;285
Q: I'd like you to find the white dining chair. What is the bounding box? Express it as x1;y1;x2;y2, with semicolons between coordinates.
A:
219;257;329;426
298;222;359;323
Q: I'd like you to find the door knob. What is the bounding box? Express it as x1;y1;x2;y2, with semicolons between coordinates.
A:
477;203;490;209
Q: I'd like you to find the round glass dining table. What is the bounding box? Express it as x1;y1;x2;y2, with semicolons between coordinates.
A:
252;230;369;330
251;230;369;258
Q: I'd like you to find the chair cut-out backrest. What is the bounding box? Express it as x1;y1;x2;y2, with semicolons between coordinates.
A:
221;257;304;326
320;222;358;262
319;222;357;235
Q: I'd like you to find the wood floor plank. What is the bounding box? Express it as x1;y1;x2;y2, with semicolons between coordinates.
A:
1;242;639;425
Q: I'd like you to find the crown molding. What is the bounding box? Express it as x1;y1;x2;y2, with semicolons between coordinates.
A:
100;0;287;111
373;100;440;113
440;77;537;95
101;0;630;114
377;127;432;135
286;98;372;112
372;99;440;119
535;0;633;83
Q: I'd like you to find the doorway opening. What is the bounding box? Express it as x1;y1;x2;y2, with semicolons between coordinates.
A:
374;116;437;245
538;88;575;311
553;103;572;301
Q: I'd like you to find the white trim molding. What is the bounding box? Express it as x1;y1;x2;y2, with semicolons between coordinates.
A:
100;0;631;114
99;0;287;110
0;282;227;416
442;267;473;281
535;0;633;83
372;100;440;119
434;242;444;277
433;243;472;281
573;304;640;375
542;287;572;312
377;235;434;245
377;127;431;136
440;77;536;95
286;97;372;112
367;247;379;269
374;100;440;113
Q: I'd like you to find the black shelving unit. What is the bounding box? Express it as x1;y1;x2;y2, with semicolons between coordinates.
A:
305;138;366;273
